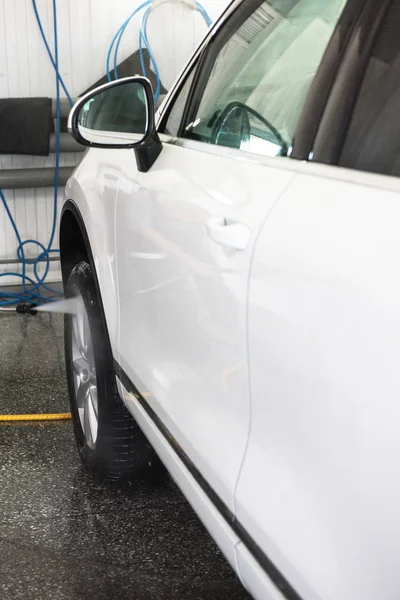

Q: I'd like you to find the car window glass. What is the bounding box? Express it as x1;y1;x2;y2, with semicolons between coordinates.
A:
183;0;347;158
164;70;195;136
340;1;400;177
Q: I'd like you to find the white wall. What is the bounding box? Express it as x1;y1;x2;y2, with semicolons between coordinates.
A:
0;0;229;285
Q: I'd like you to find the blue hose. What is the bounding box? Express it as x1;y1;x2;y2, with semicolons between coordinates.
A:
107;0;212;104
106;0;151;84
31;0;74;108
138;6;161;102
195;1;213;27
0;0;67;306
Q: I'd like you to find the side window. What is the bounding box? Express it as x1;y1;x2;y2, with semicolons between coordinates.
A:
340;1;400;177
164;70;195;136
183;0;347;158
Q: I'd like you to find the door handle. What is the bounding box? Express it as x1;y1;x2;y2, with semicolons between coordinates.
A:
207;217;250;251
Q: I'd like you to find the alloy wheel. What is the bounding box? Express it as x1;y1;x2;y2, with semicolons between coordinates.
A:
71;295;98;448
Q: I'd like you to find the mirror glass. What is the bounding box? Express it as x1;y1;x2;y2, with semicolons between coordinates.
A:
77;81;148;146
214;103;287;157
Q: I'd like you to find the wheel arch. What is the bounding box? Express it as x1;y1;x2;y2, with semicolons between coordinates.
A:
60;199;119;357
60;201;90;287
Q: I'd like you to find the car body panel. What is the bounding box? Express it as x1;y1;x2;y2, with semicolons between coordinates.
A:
115;139;295;513
237;160;400;600
65;148;131;355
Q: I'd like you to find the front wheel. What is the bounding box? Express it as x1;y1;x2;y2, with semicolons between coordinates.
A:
64;260;157;482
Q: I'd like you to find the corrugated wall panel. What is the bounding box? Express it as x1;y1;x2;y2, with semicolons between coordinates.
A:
0;0;229;286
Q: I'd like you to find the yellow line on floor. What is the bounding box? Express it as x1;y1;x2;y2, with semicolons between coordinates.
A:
0;413;71;422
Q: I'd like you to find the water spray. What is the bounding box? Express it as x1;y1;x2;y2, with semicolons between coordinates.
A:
7;297;80;316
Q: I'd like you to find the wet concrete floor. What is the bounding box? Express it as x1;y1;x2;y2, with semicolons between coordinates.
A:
0;311;250;600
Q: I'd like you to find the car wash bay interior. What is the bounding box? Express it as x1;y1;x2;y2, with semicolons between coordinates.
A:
0;1;249;598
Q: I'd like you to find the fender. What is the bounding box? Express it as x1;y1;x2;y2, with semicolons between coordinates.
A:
61;146;132;356
61;194;119;358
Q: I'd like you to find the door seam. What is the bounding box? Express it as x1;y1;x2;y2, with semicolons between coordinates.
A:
232;172;298;516
114;153;138;369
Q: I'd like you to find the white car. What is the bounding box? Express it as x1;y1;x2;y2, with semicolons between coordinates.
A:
62;1;400;599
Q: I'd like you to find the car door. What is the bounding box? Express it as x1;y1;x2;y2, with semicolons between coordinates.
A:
235;3;400;600
115;0;349;518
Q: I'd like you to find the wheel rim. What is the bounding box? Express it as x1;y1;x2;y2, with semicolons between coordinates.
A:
71;295;98;449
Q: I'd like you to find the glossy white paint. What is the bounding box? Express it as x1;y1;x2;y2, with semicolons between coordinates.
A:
65;148;131;355
236;160;400;600
115;140;295;513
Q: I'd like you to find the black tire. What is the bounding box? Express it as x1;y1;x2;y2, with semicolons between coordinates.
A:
64;260;157;482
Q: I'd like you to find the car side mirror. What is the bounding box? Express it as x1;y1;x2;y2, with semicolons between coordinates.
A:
68;76;162;172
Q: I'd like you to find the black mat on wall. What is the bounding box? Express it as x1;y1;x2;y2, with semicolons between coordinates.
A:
82;48;167;97
0;97;52;156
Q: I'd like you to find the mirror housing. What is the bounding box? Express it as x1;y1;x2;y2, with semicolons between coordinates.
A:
68;76;162;172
